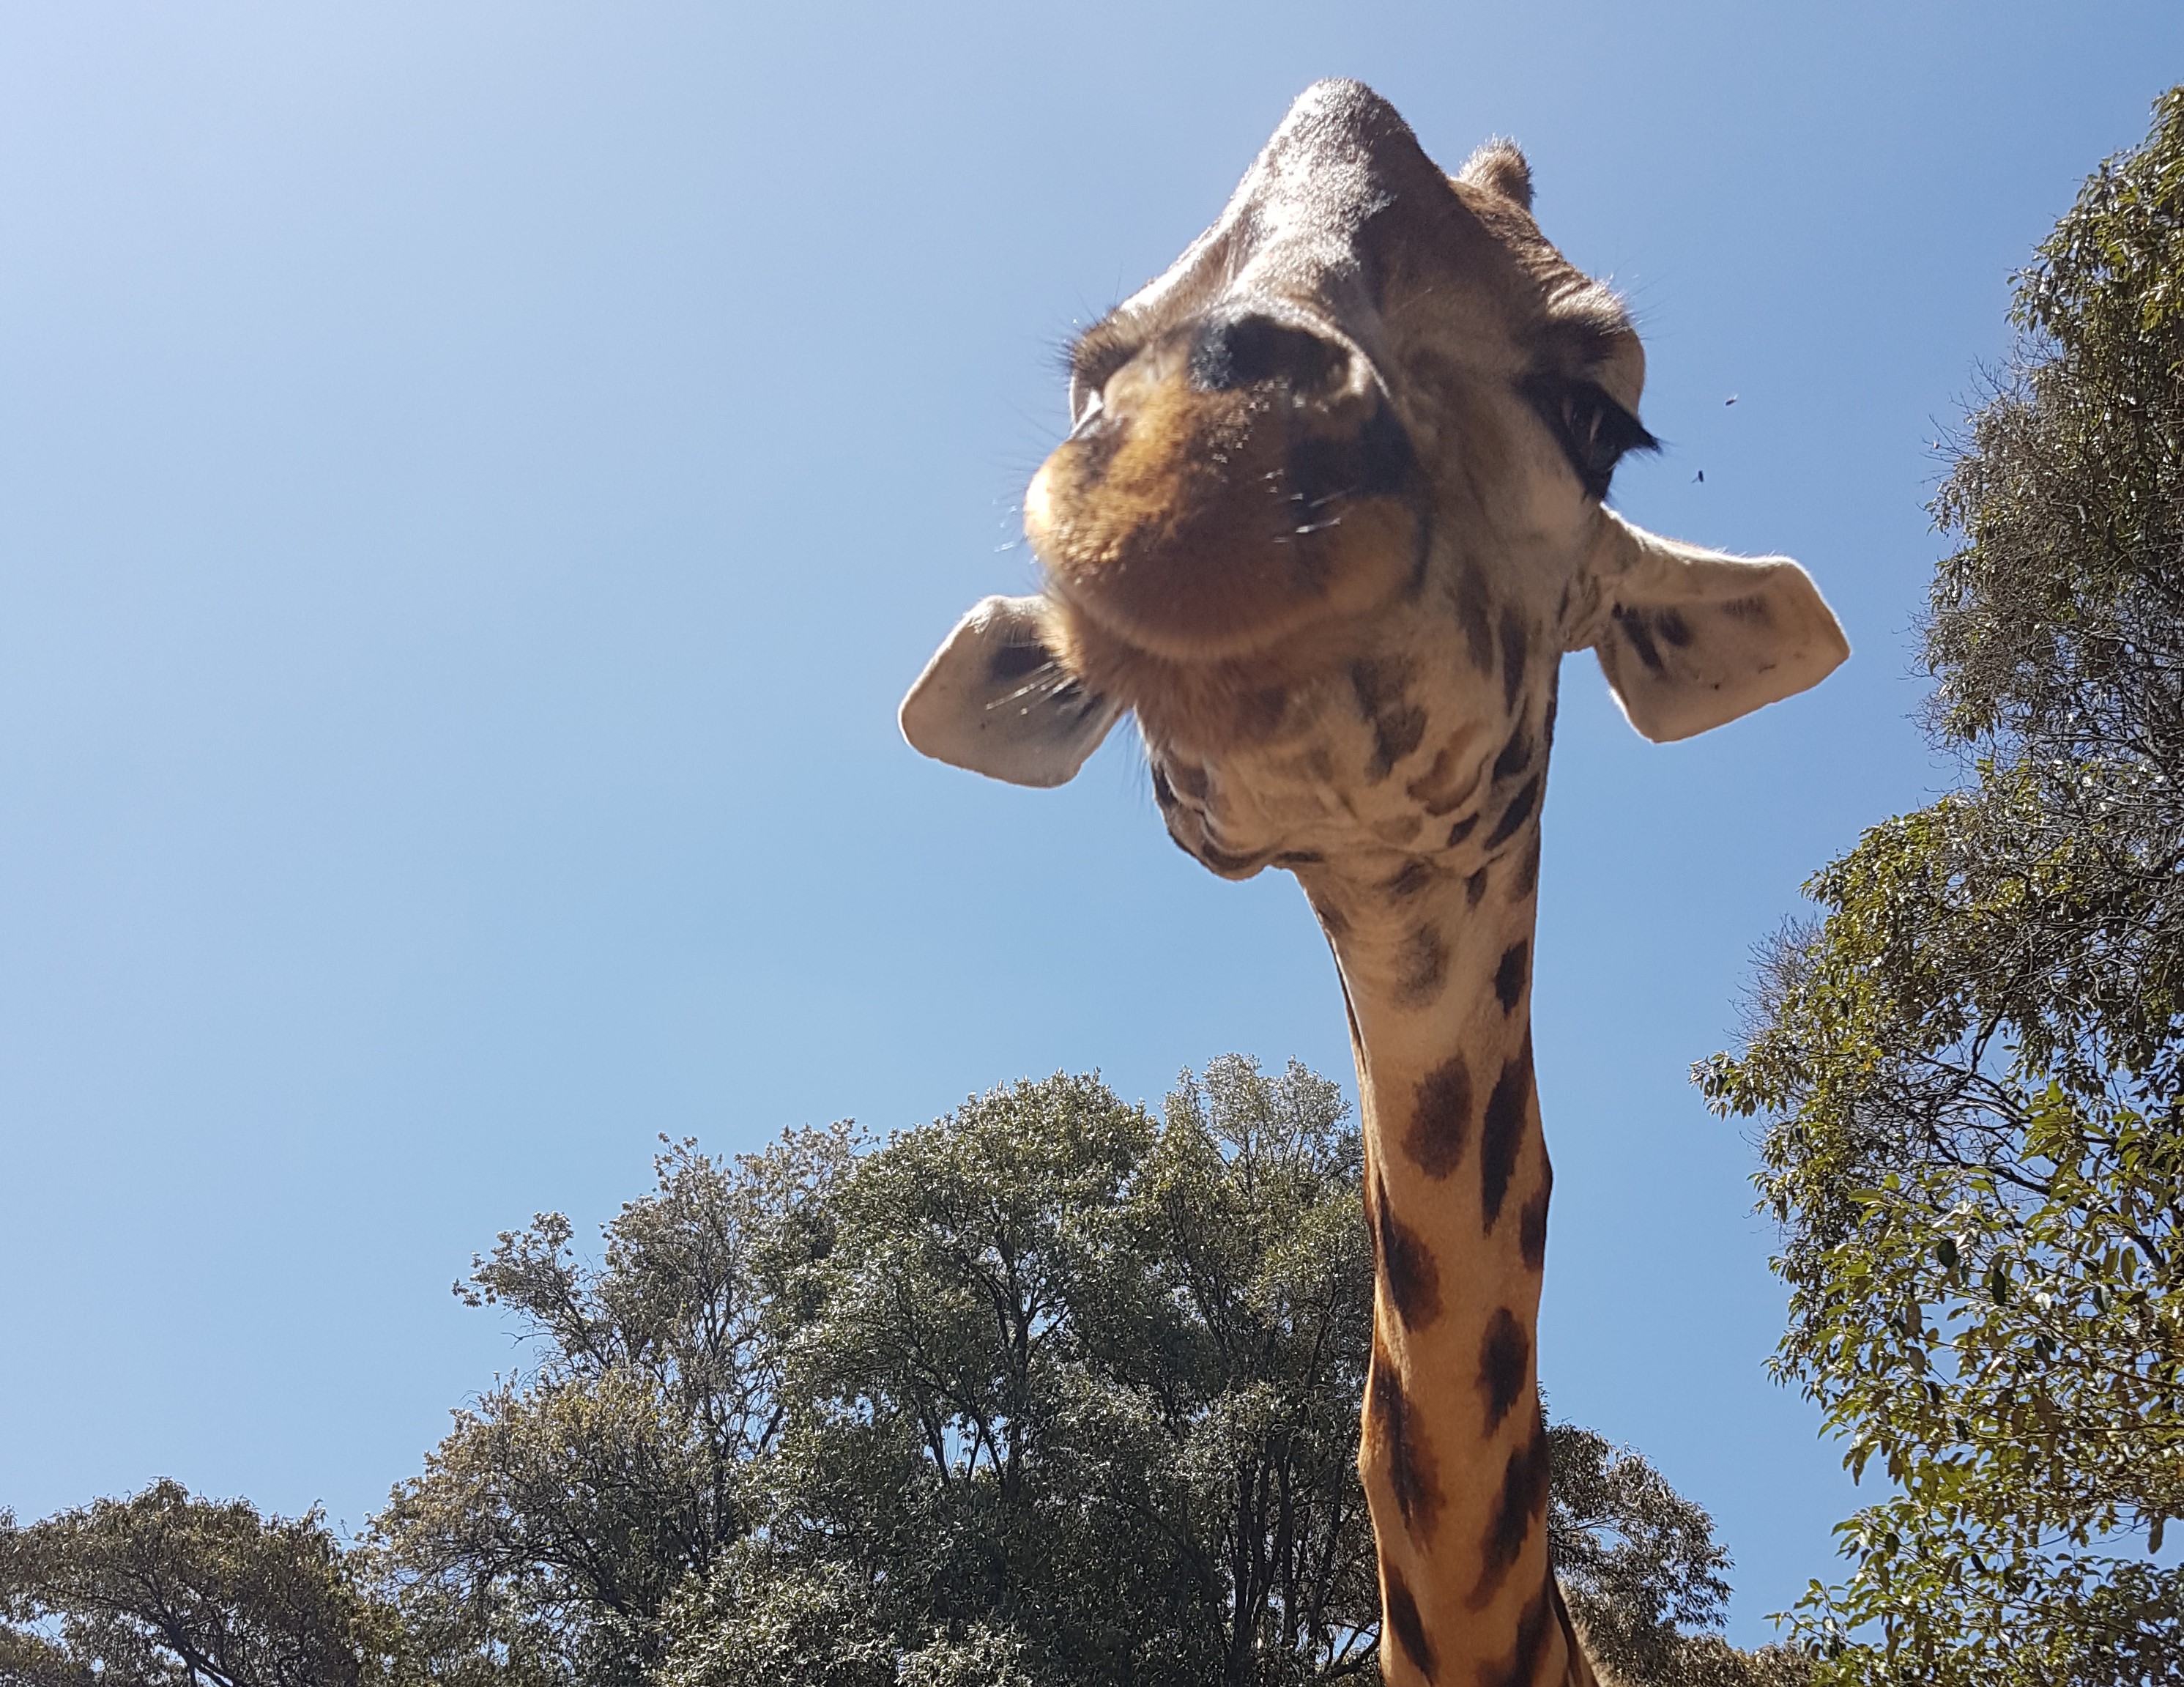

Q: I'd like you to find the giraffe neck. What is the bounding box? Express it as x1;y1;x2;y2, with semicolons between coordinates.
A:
1301;820;1587;1687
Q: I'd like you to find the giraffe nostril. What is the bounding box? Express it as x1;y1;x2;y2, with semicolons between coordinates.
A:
1188;313;1351;395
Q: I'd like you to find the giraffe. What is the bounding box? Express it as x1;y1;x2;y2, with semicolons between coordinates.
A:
899;81;1846;1686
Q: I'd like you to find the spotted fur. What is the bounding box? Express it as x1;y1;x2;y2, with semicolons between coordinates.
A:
1480;1034;1534;1229
1371;1337;1446;1537
1486;776;1542;849
1494;941;1529;1013
1398;924;1451;1006
1470;1406;1551;1611
1375;1172;1444;1327
1407;1055;1473;1180
1519;1175;1552;1272
1479;1308;1531;1431
1386;1567;1438;1680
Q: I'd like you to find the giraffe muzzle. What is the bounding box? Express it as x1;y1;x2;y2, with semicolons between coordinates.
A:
1027;311;1424;666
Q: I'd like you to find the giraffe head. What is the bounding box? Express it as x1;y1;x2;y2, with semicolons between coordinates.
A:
903;79;1846;883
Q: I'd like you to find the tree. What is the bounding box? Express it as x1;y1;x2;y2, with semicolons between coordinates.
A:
364;1057;1790;1684
0;1480;399;1687
647;1060;1796;1686
1548;1425;1808;1687
1699;88;2184;1687
1;1061;1791;1685
368;1124;855;1686
657;1060;1381;1687
1122;1057;1381;1680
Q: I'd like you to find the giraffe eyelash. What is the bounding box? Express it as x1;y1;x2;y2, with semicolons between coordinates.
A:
1517;372;1658;500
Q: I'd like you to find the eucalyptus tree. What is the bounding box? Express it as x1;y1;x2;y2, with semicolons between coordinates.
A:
1702;88;2184;1687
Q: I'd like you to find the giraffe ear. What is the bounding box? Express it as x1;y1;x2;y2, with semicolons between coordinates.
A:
1455;138;1533;210
899;595;1123;787
1581;513;1849;743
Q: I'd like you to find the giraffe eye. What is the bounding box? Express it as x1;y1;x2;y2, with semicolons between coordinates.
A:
1520;373;1659;500
1066;316;1142;425
1069;384;1107;434
1069;351;1135;430
1566;393;1602;450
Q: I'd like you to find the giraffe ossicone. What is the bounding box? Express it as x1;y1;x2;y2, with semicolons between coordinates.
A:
902;79;1845;1687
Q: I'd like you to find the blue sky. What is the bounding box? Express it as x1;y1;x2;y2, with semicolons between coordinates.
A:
1;0;2177;1645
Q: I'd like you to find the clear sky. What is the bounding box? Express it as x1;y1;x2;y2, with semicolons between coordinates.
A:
1;0;2177;1646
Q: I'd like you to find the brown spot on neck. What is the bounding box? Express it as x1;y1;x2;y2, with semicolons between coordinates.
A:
1397;924;1450;1006
1498;606;1529;712
1454;563;1493;671
1405;1053;1472;1179
1370;1335;1445;1538
1485;774;1541;848
1479;1308;1530;1431
1512;832;1542;901
1481;1576;1558;1687
1480;1033;1535;1228
1386;1565;1438;1681
1353;656;1429;783
1469;1404;1550;1611
1493;940;1529;1013
1373;1172;1444;1328
1519;1176;1551;1272
1386;856;1438;900
1490;721;1532;783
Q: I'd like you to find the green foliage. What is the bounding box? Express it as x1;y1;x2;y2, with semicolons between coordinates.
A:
4;1058;1793;1686
374;1058;1790;1686
1548;1425;1810;1687
368;1124;855;1686
1700;87;2184;1687
1554;1424;1720;1677
653;1060;1380;1687
0;1480;400;1687
652;1542;900;1687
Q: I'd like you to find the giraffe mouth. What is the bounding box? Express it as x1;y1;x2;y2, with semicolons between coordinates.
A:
1026;316;1427;671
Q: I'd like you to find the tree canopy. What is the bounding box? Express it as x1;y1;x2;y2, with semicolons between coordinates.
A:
1701;86;2184;1687
5;1059;1794;1686
0;1480;396;1687
652;1060;1377;1687
382;1059;1792;1686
